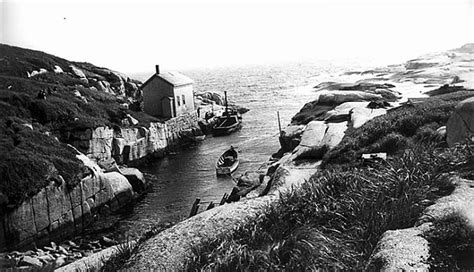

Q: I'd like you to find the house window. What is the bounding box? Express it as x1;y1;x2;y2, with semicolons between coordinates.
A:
176;96;180;106
182;95;186;105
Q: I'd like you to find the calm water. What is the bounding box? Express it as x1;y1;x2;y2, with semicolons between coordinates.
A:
102;61;373;240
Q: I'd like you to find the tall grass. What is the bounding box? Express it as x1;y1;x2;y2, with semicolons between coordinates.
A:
323;91;473;165
186;143;472;271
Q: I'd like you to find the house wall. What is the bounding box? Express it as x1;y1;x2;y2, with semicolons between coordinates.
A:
142;76;174;117
173;84;195;117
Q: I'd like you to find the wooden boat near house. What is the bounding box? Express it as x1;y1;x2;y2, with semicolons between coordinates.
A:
212;91;242;136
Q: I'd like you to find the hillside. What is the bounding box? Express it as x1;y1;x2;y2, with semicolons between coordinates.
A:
0;44;157;210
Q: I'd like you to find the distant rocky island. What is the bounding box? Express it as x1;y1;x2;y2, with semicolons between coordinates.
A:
1;43;473;271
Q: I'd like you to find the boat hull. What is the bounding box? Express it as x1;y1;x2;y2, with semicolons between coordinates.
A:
212;114;242;137
212;122;242;136
216;160;239;176
216;148;239;176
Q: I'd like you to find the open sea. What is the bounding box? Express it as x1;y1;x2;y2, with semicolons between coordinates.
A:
91;60;380;241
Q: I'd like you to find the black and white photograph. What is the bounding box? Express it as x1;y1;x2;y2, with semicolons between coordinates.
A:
0;0;473;270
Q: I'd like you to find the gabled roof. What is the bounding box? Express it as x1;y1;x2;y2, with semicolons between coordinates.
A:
141;71;194;89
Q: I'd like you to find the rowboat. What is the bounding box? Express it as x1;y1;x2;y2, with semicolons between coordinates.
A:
216;147;239;176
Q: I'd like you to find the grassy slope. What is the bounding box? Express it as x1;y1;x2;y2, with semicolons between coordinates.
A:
323;91;474;166
0;44;158;210
186;91;474;271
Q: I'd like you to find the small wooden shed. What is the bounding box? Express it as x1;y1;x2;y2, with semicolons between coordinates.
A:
142;65;195;118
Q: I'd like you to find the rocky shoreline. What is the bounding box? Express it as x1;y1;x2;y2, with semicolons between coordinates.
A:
124;44;473;270
1;43;473;270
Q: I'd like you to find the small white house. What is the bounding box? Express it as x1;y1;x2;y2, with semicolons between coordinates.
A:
142;65;195;118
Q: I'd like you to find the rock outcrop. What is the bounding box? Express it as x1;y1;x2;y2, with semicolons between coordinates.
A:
367;176;474;270
317;90;383;105
0;149;143;251
64;111;200;163
291;121;347;160
228;171;265;200
279;125;305;152
447;96;474;146
367;223;431;271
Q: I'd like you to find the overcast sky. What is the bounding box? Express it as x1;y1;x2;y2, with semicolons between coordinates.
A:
1;0;473;73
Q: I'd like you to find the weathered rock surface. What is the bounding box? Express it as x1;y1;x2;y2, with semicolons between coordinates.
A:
368;176;474;270
418;177;474;225
56;240;137;272
367;223;431;271
1;149;140;251
69;65;88;83
350;106;386;128
233;171;264;197
195;91;225;106
292;121;328;160
19;255;43;268
246;175;271;199
279;125;305;152
447;96;474;146
65;111;200;162
119;167;147;193
104;172;133;206
291;121;347;160
317;90;383;105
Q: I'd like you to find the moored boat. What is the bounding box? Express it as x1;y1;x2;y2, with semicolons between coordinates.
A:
212;112;242;136
212;91;242;136
216;147;239;176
